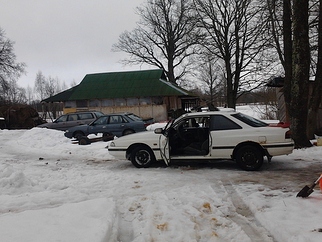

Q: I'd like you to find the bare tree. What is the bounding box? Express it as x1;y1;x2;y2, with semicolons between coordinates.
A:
34;71;65;100
34;71;46;101
196;54;226;107
34;72;65;119
44;76;60;98
307;0;322;139
193;0;268;109
290;0;312;147
266;0;321;147
0;28;25;103
25;85;34;104
1;79;27;104
113;0;202;84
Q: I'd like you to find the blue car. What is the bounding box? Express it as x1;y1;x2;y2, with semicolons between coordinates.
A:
64;113;146;140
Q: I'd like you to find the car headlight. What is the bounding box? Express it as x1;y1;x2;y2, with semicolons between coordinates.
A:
109;142;115;147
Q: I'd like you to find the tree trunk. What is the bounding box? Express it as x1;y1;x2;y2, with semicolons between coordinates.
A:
283;0;292;123
224;56;236;108
291;0;312;148
307;0;322;139
226;71;235;108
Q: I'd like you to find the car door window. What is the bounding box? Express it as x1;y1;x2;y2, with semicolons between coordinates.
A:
210;115;241;131
67;114;78;121
94;116;108;125
170;117;209;156
109;115;123;124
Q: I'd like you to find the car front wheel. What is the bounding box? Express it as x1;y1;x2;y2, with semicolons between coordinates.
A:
74;131;85;140
130;145;155;168
235;145;263;171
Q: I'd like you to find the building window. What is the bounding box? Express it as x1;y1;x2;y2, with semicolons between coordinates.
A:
127;98;139;106
89;99;100;107
152;97;163;105
76;100;88;108
65;101;76;108
140;97;151;105
102;99;114;106
115;98;126;106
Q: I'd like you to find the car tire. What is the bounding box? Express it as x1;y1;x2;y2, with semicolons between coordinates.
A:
78;136;91;145
74;131;85;140
130;145;155;168
102;132;114;142
235;145;263;171
123;129;135;136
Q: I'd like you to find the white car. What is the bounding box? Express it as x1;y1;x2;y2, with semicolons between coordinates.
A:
108;110;294;171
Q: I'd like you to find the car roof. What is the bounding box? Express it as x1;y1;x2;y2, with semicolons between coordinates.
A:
99;112;133;116
64;111;103;115
182;109;237;118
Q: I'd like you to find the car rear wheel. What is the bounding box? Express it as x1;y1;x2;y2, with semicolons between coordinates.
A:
130;145;155;168
235;145;263;171
102;132;114;141
78;136;91;145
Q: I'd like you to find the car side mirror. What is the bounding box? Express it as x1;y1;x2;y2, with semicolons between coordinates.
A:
154;128;163;134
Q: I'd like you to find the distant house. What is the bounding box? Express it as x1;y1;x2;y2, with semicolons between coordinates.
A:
42;69;199;122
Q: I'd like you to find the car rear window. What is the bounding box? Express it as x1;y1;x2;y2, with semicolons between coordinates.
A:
94;112;104;118
126;114;143;121
78;113;93;120
231;113;268;127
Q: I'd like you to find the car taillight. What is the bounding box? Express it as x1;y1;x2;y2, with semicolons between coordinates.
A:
285;130;292;139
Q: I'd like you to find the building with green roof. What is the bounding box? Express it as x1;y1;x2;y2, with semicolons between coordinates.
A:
43;69;199;121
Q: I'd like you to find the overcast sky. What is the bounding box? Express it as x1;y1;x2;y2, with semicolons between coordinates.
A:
0;0;148;89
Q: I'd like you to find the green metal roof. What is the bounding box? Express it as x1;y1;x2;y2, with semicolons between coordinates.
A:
42;85;78;102
43;69;191;102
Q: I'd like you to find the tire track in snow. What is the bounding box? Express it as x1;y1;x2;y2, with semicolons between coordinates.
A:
222;181;276;242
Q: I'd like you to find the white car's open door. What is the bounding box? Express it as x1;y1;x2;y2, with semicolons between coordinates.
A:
159;134;170;165
155;120;174;166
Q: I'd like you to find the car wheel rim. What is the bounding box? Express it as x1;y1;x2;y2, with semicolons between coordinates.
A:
242;151;258;167
135;150;150;165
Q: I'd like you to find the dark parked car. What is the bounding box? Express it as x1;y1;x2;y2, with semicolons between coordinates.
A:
64;113;147;140
37;111;104;131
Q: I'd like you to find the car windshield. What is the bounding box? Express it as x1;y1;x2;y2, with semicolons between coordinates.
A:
164;118;175;130
231;113;268;127
55;115;67;122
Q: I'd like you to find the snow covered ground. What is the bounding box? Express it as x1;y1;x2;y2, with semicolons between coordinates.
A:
1;108;322;242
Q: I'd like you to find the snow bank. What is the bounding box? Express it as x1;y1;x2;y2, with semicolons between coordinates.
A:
1;120;322;242
0;198;117;242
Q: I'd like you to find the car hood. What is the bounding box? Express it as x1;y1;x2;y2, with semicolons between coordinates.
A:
112;130;161;145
